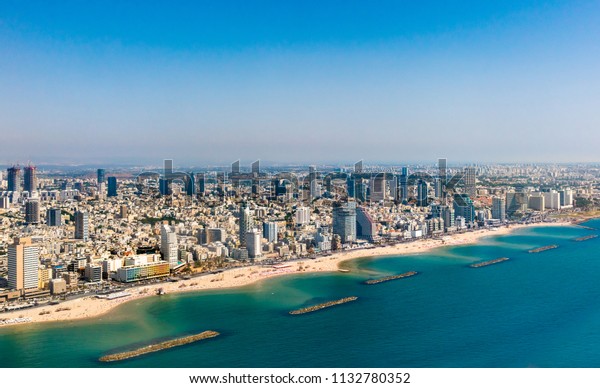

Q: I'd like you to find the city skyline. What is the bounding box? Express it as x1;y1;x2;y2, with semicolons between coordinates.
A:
2;1;600;164
3;158;600;171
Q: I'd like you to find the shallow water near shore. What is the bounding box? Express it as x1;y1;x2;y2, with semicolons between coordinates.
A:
2;220;600;367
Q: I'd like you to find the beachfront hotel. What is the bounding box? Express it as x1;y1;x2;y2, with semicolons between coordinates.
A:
7;237;39;295
115;261;170;283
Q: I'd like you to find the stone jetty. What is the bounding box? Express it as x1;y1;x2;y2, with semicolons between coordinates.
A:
289;297;358;315
99;330;220;362
364;271;418;285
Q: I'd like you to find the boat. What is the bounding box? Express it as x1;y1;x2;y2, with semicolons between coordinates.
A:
338;269;350;273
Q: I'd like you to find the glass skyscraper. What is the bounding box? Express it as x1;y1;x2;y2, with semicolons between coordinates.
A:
107;177;118;197
453;194;475;223
46;208;62;226
417;180;428;207
399;167;408;202
263;221;278;243
97;169;106;184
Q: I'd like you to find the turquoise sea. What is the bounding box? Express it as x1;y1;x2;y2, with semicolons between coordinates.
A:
2;220;600;368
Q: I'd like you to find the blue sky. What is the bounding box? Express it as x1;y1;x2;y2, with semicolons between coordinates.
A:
1;1;599;165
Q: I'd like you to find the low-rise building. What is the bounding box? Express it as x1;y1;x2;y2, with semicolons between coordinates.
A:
84;263;102;282
49;278;67;295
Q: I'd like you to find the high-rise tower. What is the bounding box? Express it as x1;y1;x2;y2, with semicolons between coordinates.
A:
464;167;477;198
8;237;39;292
492;196;506;220
74;211;89;241
7;165;21;192
23;165;37;193
438;158;447;200
399;167;409;202
46;208;62;226
238;204;253;246
332;201;357;244
25;199;40;224
160;224;178;268
97;169;106;185
246;229;262;259
417;180;428;207
263;221;278;243
107;177;118;197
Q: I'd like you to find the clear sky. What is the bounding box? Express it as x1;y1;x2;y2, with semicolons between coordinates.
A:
1;1;599;165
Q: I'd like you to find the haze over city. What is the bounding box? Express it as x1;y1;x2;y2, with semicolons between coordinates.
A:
2;1;600;165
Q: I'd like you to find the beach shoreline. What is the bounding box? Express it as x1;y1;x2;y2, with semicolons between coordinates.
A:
0;221;577;328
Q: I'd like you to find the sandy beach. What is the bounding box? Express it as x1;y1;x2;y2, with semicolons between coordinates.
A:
0;221;575;327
